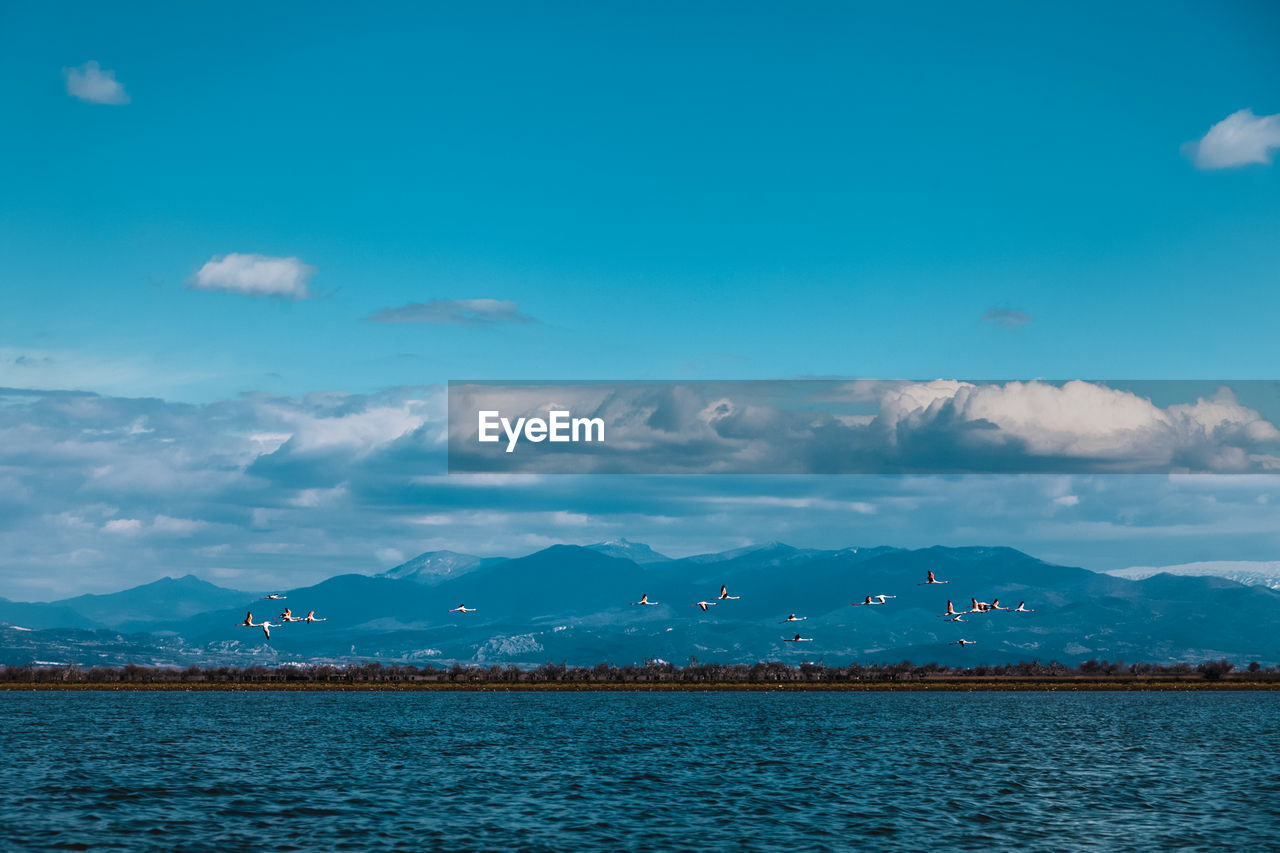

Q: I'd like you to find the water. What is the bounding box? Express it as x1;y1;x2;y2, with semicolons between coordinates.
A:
2;691;1278;851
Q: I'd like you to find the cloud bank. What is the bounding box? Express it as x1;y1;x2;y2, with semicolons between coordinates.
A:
2;384;1280;597
449;380;1280;474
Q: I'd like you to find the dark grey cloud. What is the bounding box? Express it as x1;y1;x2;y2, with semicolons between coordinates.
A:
981;307;1032;328
367;298;536;326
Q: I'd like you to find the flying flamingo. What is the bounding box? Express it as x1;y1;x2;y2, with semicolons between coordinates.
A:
449;605;477;613
784;634;813;642
300;610;327;623
918;571;949;585
950;639;976;647
967;597;992;613
853;594;895;606
261;593;287;600
631;594;659;606
717;585;740;601
1012;601;1035;613
278;608;297;622
692;601;718;612
779;614;808;623
989;598;1009;611
237;613;275;639
937;601;966;622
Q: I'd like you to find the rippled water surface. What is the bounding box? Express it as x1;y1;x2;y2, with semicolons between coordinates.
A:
3;691;1279;851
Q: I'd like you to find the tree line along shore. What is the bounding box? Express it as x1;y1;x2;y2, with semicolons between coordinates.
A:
3;658;1279;690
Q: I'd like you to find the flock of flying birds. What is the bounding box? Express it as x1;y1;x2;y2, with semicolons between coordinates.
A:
237;592;326;640
234;569;1034;649
628;570;1035;648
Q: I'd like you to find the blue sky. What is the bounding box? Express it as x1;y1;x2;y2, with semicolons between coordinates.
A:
2;3;1280;595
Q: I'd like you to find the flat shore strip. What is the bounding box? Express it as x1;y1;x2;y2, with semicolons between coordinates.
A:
5;680;1279;692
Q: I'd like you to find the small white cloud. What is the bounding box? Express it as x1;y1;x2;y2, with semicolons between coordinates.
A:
192;253;315;299
1053;495;1080;507
64;60;130;105
1188;109;1280;169
102;518;142;535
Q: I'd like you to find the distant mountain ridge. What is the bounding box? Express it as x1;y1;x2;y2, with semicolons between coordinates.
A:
1108;561;1280;591
3;543;1278;669
584;538;670;563
378;551;507;584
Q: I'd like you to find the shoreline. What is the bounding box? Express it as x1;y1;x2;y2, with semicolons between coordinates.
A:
4;680;1278;693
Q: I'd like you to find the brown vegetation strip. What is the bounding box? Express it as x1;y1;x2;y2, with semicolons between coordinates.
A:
4;679;1279;692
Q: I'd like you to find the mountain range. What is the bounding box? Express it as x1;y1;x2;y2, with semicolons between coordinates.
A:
2;542;1278;668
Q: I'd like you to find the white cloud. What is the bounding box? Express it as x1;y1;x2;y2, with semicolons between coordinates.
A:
64;60;130;105
102;518;142;535
875;380;1280;469
1053;495;1080;507
192;254;315;299
1188;109;1280;169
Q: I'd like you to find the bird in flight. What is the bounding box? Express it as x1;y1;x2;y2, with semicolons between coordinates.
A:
779;614;808;623
717;585;740;600
950;639;976;647
692;601;718;612
449;605;477;613
937;600;966;621
631;594;659;606
1012;601;1035;613
261;593;287;600
278;608;297;622
236;613;275;640
853;594;895;606
300;610;327;623
918;571;949;585
784;633;813;642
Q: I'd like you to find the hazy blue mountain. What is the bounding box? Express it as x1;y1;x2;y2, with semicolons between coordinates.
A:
584;538;671;564
377;550;504;584
50;575;252;631
0;599;104;631
6;545;1280;668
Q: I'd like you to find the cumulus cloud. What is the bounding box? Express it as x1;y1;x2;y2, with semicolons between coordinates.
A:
64;60;130;105
981;307;1032;328
1187;109;1280;169
367;299;535;326
191;254;315;299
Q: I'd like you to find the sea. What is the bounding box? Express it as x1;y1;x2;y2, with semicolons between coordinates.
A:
2;691;1278;851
